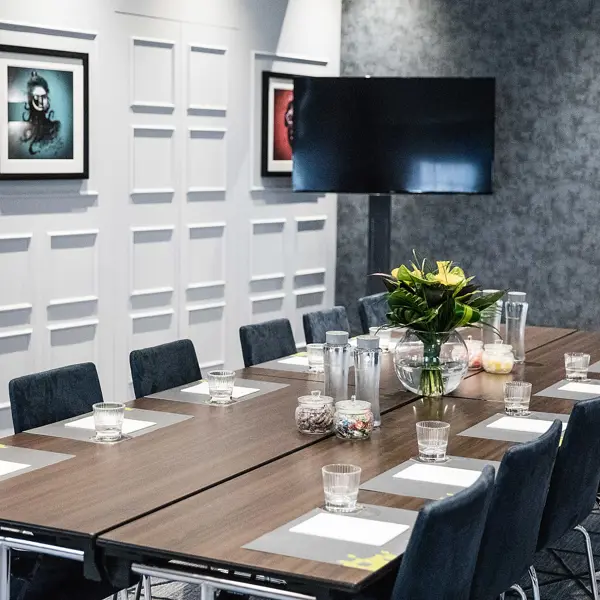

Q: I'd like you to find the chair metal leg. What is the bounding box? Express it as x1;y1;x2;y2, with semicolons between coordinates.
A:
575;524;599;600
529;565;541;600
143;575;152;599
134;580;142;600
0;544;10;600
510;584;527;600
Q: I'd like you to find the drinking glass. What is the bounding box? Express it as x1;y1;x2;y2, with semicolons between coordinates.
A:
322;464;362;513
504;381;532;416
207;370;236;403
416;421;450;462
564;353;590;381
307;343;325;373
92;402;125;442
369;327;392;352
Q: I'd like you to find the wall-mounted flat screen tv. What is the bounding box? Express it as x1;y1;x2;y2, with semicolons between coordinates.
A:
292;77;495;194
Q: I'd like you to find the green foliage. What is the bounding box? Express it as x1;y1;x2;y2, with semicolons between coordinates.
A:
378;254;505;333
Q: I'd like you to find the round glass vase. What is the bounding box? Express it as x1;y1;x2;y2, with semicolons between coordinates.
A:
393;329;469;397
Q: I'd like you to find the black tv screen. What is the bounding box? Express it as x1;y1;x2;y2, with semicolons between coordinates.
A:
292;77;495;194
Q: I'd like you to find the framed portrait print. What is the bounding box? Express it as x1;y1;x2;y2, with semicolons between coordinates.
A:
0;44;89;180
261;71;294;177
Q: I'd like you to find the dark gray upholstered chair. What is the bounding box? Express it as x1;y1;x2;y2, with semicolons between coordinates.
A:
303;306;350;344
9;363;103;434
129;339;201;398
357;292;389;333
391;466;495;600
8;364;132;600
533;398;600;600
469;420;562;600
239;318;297;367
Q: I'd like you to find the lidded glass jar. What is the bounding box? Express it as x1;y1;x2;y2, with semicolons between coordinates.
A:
334;397;374;441
482;342;514;374
295;390;334;434
464;336;484;370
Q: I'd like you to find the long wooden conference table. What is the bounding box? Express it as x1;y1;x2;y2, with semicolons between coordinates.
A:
0;325;593;600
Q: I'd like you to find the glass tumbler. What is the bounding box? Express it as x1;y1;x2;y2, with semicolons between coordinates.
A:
564;353;590;381
369;327;392;352
92;402;125;442
307;343;325;373
322;464;362;513
207;370;235;403
416;421;450;462
504;381;532;416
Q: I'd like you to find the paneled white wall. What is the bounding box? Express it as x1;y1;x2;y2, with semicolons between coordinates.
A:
0;0;341;431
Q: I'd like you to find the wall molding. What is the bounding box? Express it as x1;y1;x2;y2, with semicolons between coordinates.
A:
250;273;285;282
131;308;174;320
250;293;285;302
187;301;226;312
131;188;176;196
0;19;98;39
47;229;99;238
187;280;226;290
187;186;226;194
251;218;286;226
47;318;99;332
253;50;329;66
131;225;175;234
0;303;32;313
48;295;98;306
0;233;32;242
293;286;327;296
131;36;175;49
188;222;226;230
295;268;326;276
190;43;227;55
130;287;174;297
0;328;32;339
295;215;328;223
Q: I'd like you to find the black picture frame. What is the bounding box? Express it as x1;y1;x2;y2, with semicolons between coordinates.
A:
0;44;89;180
261;71;295;178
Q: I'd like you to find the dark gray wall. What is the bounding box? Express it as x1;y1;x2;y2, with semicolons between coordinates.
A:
337;0;600;333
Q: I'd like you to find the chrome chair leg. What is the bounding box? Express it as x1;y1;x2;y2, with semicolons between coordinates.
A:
529;565;541;600
510;584;527;600
0;544;10;600
143;575;152;599
200;583;215;600
575;524;599;600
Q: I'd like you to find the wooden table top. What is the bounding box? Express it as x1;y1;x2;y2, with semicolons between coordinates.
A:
452;329;600;402
99;392;577;592
0;374;414;538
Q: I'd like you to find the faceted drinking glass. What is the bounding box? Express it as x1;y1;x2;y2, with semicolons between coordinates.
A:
307;343;325;373
564;353;590;381
322;464;362;513
207;370;235;403
92;402;125;442
416;421;450;462
369;327;392;352
504;381;532;416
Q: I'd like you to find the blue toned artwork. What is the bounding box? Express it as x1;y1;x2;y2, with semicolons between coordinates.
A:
7;66;74;160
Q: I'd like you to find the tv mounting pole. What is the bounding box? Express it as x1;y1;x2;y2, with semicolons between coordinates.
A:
366;194;391;295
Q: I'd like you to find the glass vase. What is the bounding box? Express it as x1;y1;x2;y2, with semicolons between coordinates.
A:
393;329;469;397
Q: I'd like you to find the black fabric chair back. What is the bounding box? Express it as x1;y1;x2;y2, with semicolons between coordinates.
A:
239;318;297;367
392;466;495;600
302;306;350;344
9;363;103;434
470;420;562;600
537;398;600;549
357;292;389;333
129;339;201;398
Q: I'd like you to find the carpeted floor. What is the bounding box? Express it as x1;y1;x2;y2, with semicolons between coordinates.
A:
107;511;600;600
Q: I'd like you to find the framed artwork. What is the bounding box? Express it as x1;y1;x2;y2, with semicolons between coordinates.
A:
261;71;294;177
0;44;89;180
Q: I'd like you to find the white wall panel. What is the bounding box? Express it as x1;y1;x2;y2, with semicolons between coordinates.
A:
0;0;342;429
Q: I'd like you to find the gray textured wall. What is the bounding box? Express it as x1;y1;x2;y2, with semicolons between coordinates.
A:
337;0;600;333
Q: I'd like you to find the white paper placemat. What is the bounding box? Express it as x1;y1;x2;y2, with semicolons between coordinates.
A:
65;416;157;434
181;382;260;398
277;356;309;367
559;382;600;394
0;460;30;477
393;463;481;488
487;416;565;434
289;512;409;547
